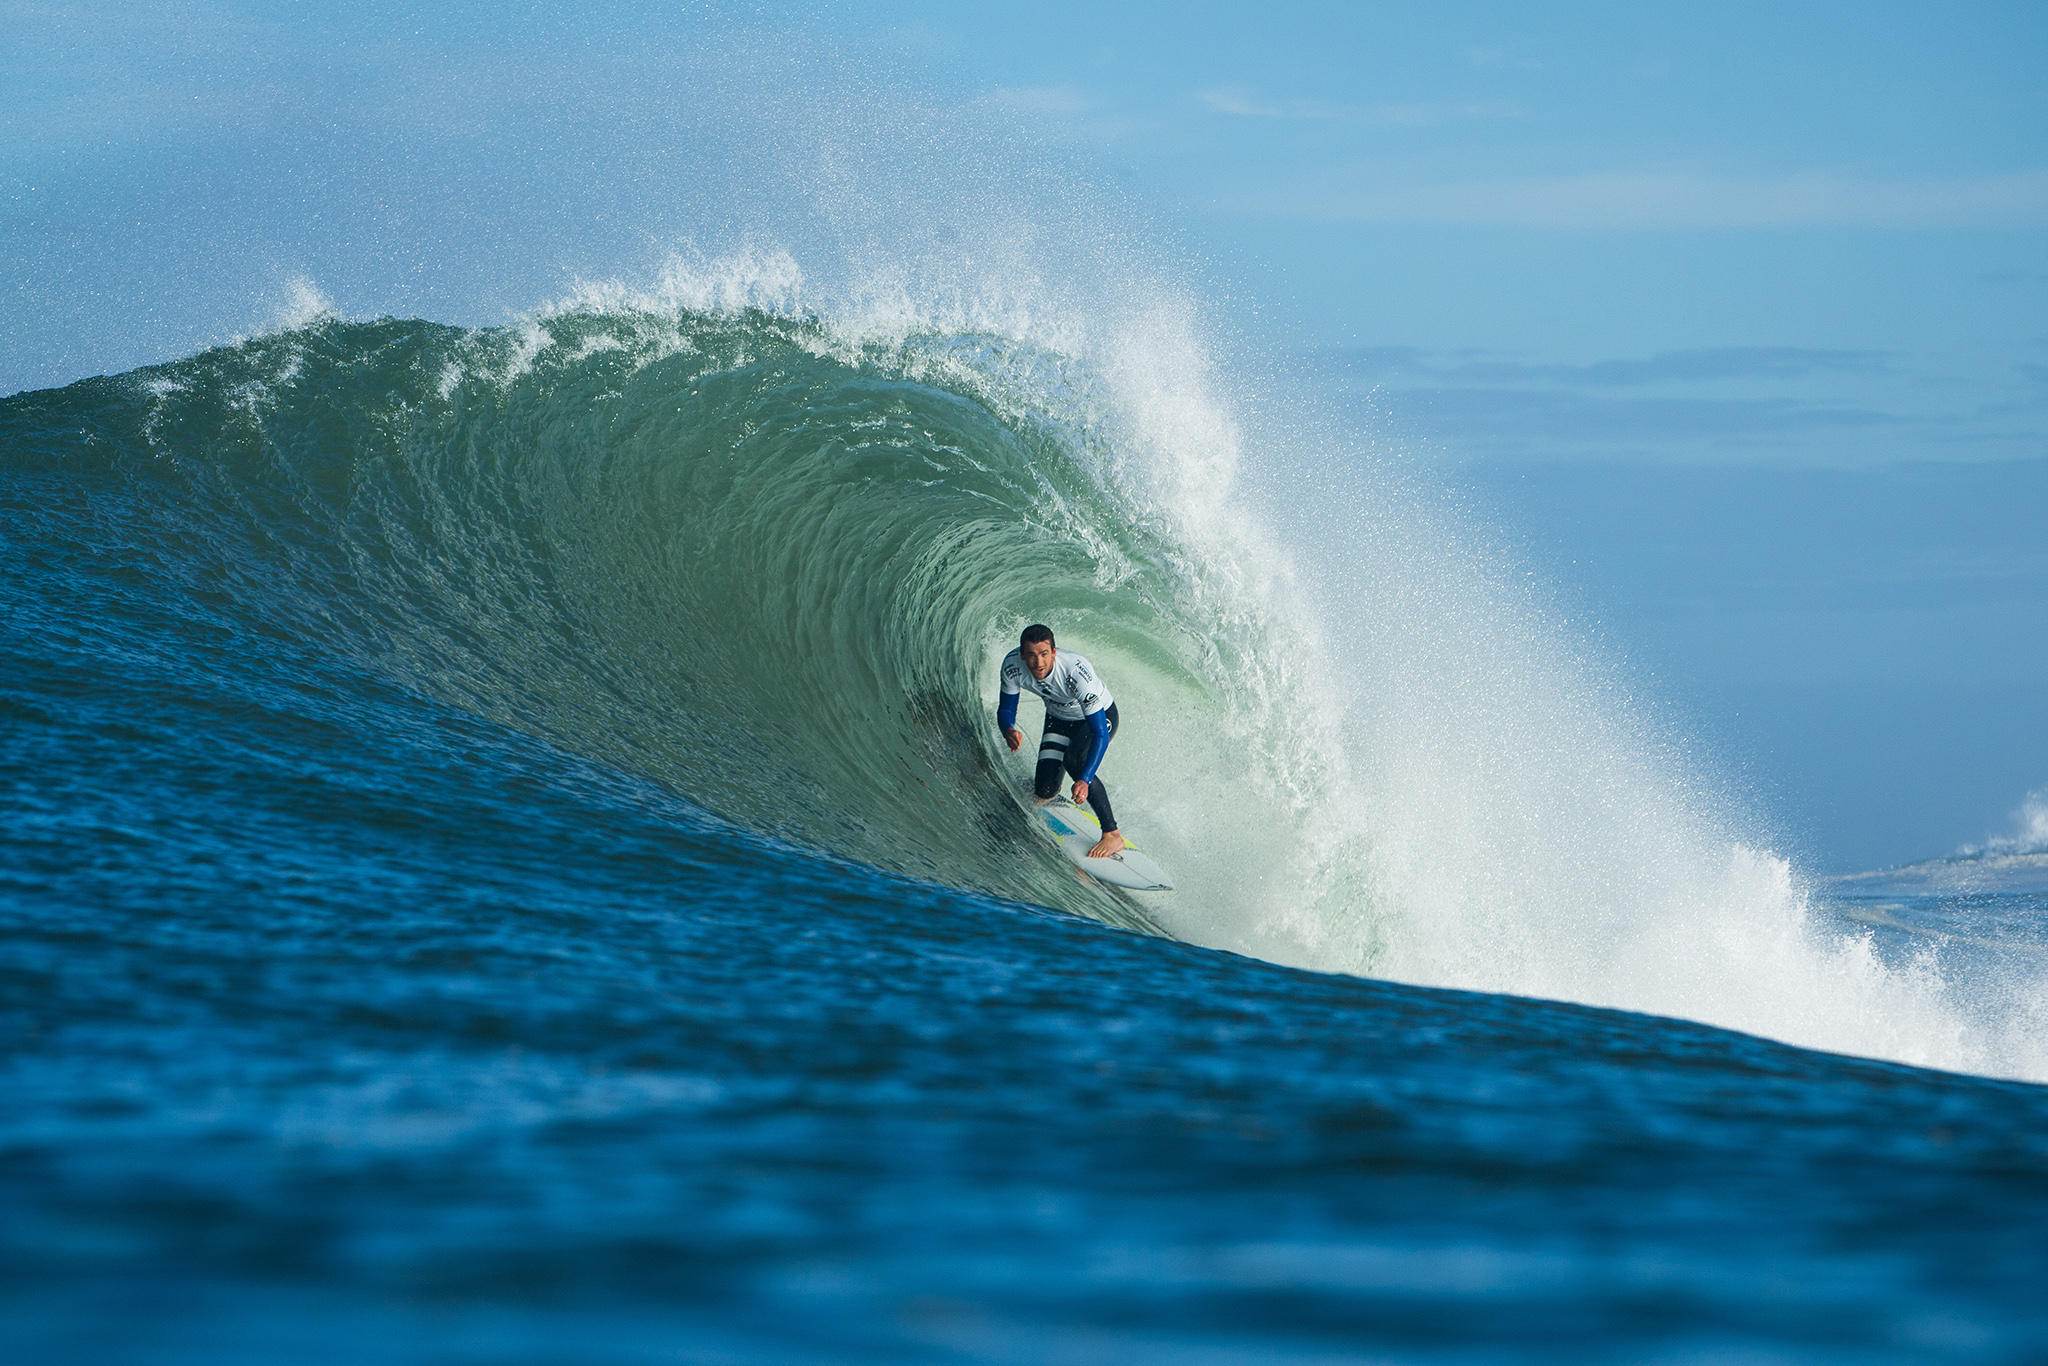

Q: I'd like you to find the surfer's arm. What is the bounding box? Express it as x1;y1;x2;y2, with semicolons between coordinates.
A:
1076;707;1111;785
997;688;1023;750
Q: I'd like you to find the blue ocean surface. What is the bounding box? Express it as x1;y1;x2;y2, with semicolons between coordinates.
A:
5;306;2047;1363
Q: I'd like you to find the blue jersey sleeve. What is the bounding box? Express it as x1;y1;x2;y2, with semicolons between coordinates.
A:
1078;707;1111;784
997;691;1019;731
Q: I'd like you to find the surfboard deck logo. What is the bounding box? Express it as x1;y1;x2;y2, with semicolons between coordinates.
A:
1031;796;1174;891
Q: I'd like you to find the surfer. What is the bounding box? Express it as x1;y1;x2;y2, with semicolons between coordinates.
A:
997;624;1125;859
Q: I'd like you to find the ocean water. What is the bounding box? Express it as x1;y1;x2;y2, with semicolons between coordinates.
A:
6;289;2048;1362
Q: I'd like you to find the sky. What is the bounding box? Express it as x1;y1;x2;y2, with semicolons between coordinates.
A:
3;0;2044;869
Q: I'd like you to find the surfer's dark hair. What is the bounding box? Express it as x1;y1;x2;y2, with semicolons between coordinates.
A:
1020;624;1055;649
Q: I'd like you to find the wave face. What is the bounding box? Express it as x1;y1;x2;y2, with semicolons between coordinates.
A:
8;283;2044;1083
6;300;1319;940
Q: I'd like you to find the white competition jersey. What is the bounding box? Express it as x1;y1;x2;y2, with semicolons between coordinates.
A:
999;648;1114;721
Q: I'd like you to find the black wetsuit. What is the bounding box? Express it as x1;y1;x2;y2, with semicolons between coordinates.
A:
1033;703;1120;833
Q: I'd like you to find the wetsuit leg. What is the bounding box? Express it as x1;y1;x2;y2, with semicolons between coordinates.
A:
1034;717;1079;800
1062;703;1119;832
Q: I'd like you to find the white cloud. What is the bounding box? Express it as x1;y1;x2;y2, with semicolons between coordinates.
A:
1464;46;1541;71
1199;88;1524;126
1369;100;1524;127
1198;86;1345;120
1281;169;2048;229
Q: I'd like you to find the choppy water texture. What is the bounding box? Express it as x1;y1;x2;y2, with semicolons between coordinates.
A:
5;308;2047;1362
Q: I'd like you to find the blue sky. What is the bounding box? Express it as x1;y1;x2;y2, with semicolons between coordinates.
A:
4;1;2043;867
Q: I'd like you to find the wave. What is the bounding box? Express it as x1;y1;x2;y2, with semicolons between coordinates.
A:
1833;854;2048;900
8;260;2043;1080
12;281;1327;938
1965;788;2048;859
1833;790;2048;899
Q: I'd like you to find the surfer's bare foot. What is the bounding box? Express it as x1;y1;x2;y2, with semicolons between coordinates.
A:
1086;830;1125;859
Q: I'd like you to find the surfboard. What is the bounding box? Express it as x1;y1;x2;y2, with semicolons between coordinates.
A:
1030;796;1174;891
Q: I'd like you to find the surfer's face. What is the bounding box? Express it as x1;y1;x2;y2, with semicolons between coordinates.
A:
1021;639;1055;679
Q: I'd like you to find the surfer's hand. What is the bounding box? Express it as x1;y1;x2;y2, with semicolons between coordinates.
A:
1004;727;1024;752
1072;780;1089;804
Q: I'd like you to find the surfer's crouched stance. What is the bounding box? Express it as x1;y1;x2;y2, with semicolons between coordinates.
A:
997;623;1125;859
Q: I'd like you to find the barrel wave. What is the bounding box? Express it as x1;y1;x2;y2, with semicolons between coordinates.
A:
8;301;1314;936
11;284;2045;1082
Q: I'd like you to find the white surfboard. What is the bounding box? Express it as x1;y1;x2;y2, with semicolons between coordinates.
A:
1030;796;1174;891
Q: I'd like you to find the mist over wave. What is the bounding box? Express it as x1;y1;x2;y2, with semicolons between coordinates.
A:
14;238;2042;1082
